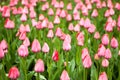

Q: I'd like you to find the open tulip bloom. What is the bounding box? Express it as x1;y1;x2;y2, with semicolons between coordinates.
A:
0;0;120;80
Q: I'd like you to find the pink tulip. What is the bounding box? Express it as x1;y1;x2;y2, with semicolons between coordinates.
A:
87;3;92;10
73;13;80;20
48;8;54;16
59;1;64;8
104;48;112;59
19;32;27;40
88;24;96;33
97;44;106;57
102;59;109;67
36;21;42;29
115;3;120;10
8;66;20;80
47;30;54;38
21;0;28;6
79;18;85;26
63;41;71;51
102;1;106;8
60;70;70;80
34;59;44;73
60;33;66;40
20;13;27;22
68;23;74;31
54;1;60;8
10;0;18;6
0;40;8;54
41;18;48;28
2;6;10;17
39;14;45;21
101;34;109;46
64;34;71;43
0;45;5;59
77;32;84;46
67;3;72;10
84;18;91;28
23;37;30;47
91;9;98;17
98;72;108;80
48;22;54;29
60;10;66;18
55;27;62;37
52;50;59;62
107;0;113;8
104;9;110;17
31;39;41;53
110;37;118;48
56;8;61;16
30;10;36;19
4;18;15;29
11;7;18;15
105;22;113;32
81;6;88;16
82;48;92;68
74;24;80;32
17;7;22;14
42;42;49;53
109;8;115;16
54;16;60;24
66;14;72;21
94;53;100;60
94;32;100;39
18;44;28;57
32;19;37;27
22;6;28;14
117;15;120;28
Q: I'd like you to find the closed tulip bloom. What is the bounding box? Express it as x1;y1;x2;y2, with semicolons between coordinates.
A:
23;37;30;47
55;27;62;37
47;30;54;38
83;55;92;68
91;9;98;17
77;32;84;46
48;8;54;16
88;24;96;33
73;13;80;20
84;18;91;29
117;15;120;28
59;1;64;8
60;70;70;80
54;16;60;24
0;39;8;53
34;59;44;73
31;39;41;53
68;23;74;31
67;3;72;10
21;0;28;6
105;22;113;32
56;8;61;16
39;14;45;21
0;45;5;59
22;6;28;14
30;10;36;19
97;44;106;57
110;37;118;48
20;13;27;22
2;6;10;17
42;42;49;53
18;44;28;57
8;66;20;80
102;1;106;7
115;3;120;10
10;0;19;6
79;18;85;26
101;34;109;46
104;48;112;59
52;50;59;62
12;7;18;15
60;10;66;18
94;32;100;39
63;41;71;51
48;22;54;29
66;14;72;21
102;59;109;67
99;72;108;80
60;33;66;40
4;18;15;29
74;24;80;32
82;48;92;68
41;18;48;28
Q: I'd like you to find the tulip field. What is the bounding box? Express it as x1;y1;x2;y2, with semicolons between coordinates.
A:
0;0;120;80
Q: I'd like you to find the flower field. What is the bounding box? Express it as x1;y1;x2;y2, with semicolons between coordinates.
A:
0;0;120;80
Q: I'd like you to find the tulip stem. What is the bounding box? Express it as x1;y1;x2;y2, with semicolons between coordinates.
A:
66;51;69;71
36;73;40;80
84;68;87;80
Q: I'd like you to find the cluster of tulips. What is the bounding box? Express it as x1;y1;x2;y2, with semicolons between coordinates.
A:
0;0;120;80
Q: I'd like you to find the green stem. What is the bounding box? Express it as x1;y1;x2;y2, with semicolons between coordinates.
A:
36;73;40;80
66;51;69;71
21;58;27;80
